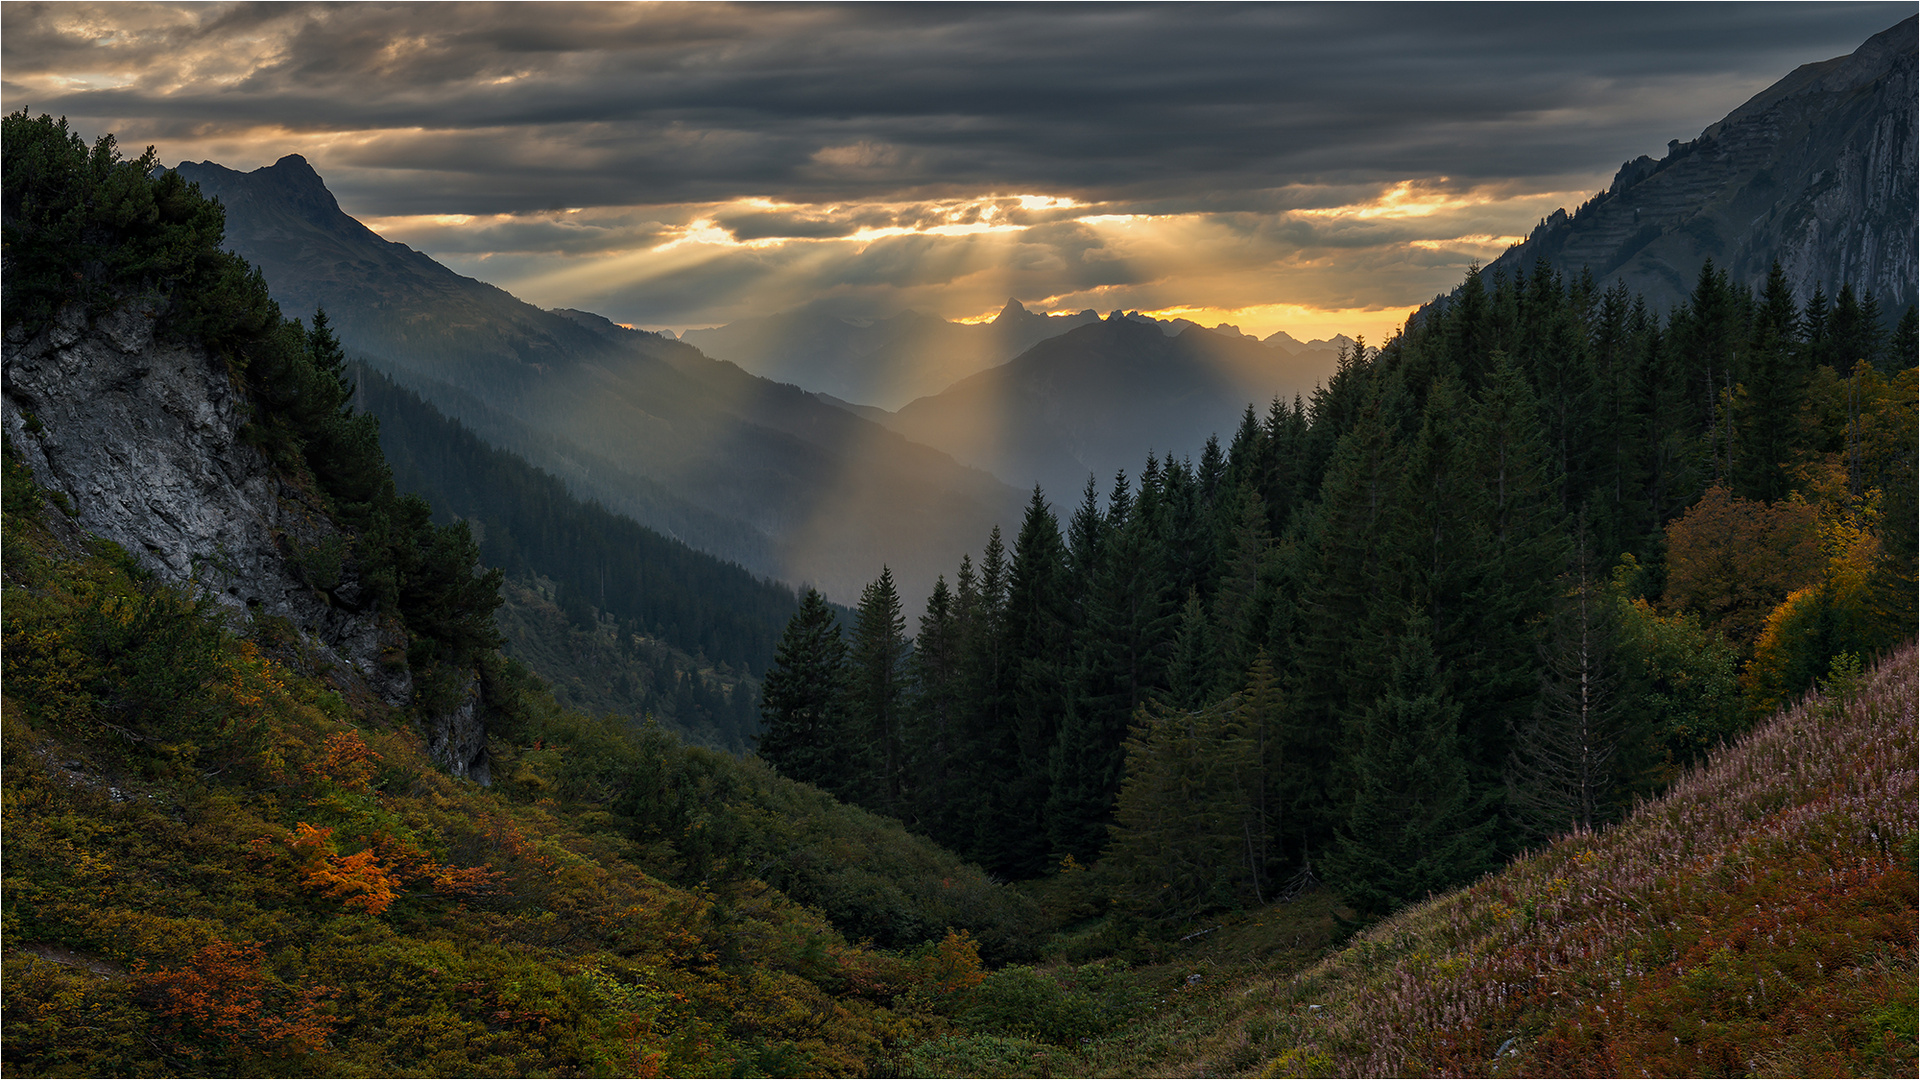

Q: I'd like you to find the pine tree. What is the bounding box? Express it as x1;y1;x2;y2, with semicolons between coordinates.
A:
1107;691;1262;921
1891;304;1917;368
847;567;910;813
1444;265;1497;390
1460;354;1568;792
1209;487;1273;694
1733;261;1806;502
1587;280;1647;559
1325;617;1495;917
999;489;1075;876
1165;588;1215;710
757;588;850;793
904;574;961;832
1052;470;1177;858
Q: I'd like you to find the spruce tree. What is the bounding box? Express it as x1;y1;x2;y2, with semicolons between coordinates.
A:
1107;692;1261;921
905;574;961;832
999;489;1075;876
848;567;910;813
1733;262;1806;503
1461;354;1568;793
1166;588;1216;709
757;588;850;793
1325;617;1494;918
1209;487;1273;695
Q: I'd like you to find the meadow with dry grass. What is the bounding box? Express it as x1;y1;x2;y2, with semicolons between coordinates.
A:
1185;644;1916;1078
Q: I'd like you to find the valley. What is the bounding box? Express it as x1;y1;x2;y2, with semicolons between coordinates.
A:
3;11;1917;1079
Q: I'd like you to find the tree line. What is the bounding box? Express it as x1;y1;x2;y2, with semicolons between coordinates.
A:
759;257;1916;923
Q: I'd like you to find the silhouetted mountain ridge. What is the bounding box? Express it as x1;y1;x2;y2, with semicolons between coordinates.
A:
175;158;1024;611
681;298;1101;409
883;312;1337;498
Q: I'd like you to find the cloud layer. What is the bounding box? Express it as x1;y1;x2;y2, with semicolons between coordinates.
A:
6;2;1907;338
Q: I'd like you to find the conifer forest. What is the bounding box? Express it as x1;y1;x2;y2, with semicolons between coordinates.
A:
760;261;1917;915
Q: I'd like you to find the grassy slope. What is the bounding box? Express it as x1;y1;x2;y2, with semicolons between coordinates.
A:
0;466;1040;1077
1124;645;1916;1078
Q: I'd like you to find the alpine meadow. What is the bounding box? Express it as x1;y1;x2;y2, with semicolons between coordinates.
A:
2;5;1915;1078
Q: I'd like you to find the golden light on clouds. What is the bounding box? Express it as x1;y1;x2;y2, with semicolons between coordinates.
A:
1408;234;1530;252
1293;179;1497;221
1128;303;1418;346
344;176;1595;347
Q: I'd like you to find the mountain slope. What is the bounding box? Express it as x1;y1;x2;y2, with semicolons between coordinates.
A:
1474;17;1916;312
173;158;1025;609
884;314;1335;498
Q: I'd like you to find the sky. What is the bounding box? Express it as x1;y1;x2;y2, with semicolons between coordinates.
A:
4;1;1910;343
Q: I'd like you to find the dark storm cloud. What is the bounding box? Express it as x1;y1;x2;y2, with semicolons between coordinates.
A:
6;2;1909;217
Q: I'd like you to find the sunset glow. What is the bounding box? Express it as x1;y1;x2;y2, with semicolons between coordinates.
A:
9;2;1898;343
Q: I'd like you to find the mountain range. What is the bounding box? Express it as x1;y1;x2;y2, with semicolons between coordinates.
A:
876;313;1340;498
1471;16;1916;313
174;156;1024;611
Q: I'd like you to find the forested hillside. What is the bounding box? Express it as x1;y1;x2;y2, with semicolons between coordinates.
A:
358;364;804;750
763;257;1918;918
174;154;1028;611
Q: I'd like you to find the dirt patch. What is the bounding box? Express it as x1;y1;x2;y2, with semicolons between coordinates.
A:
12;942;130;979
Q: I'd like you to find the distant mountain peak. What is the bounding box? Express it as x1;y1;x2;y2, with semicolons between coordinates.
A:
993;297;1029;323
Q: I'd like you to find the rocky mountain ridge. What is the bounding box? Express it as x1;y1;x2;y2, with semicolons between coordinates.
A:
680;298;1102;410
1470;16;1916;314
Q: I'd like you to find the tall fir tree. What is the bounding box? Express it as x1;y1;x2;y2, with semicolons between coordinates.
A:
847;567;910;814
999;489;1075;876
1324;616;1495;917
904;574;962;834
1107;689;1263;921
1459;354;1567;796
1733;261;1807;502
756;588;850;794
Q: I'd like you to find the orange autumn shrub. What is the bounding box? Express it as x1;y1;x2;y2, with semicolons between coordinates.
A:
138;940;336;1057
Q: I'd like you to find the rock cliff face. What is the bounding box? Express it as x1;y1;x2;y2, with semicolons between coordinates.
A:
1476;17;1916;313
2;299;490;782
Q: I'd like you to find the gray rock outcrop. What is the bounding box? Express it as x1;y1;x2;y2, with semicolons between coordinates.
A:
1;299;417;711
1471;17;1917;313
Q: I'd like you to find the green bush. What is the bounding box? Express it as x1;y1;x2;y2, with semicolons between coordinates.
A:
956;965;1101;1044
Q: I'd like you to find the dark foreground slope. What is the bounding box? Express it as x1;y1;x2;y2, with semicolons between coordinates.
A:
1105;648;1915;1079
1472;17;1916;313
878;647;1915;1079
